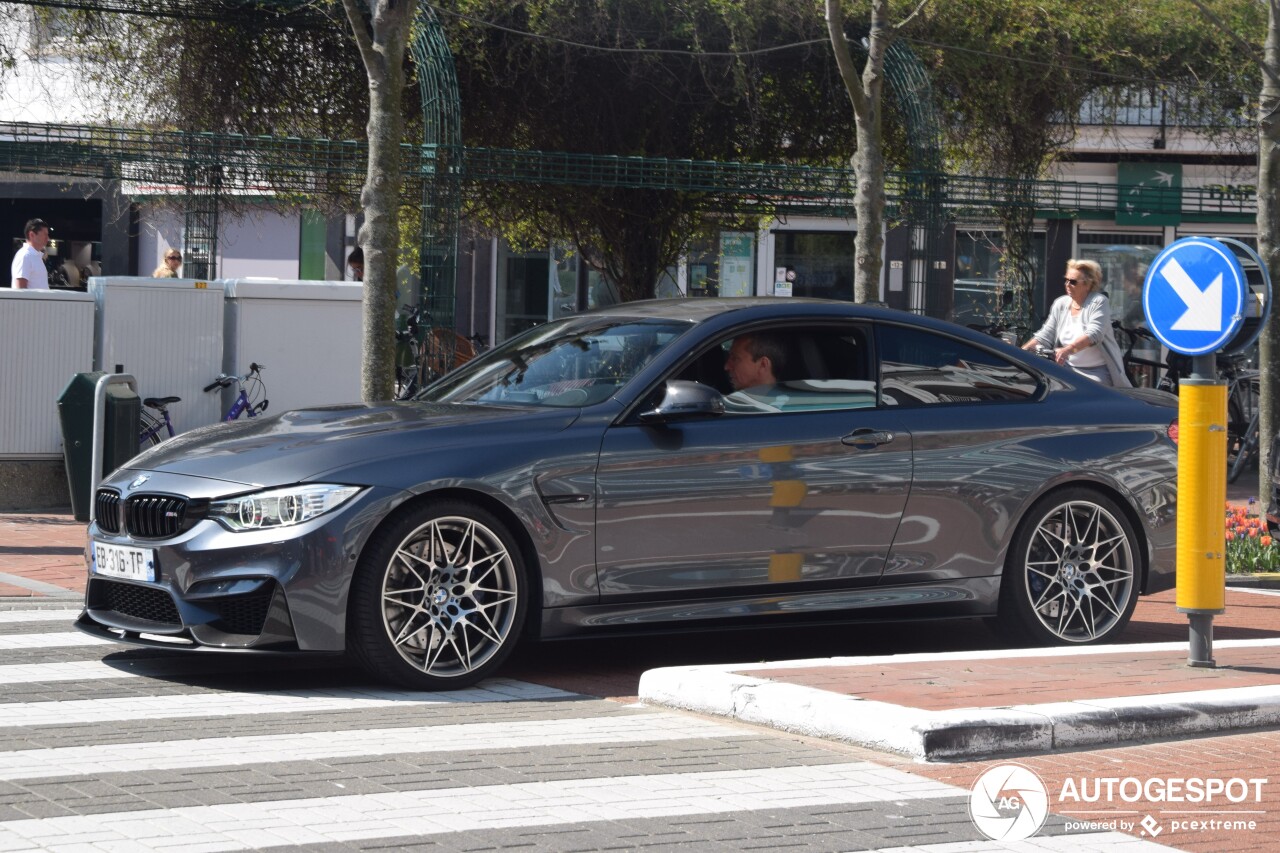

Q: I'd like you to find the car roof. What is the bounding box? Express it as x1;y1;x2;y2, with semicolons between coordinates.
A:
587;297;917;325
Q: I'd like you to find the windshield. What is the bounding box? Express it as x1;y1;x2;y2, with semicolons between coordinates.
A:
420;316;692;407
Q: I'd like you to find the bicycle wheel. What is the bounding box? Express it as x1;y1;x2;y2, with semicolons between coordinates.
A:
394;365;419;400
1228;410;1258;484
139;410;165;447
1226;395;1250;483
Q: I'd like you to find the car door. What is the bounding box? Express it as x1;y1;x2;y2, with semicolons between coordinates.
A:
594;322;912;601
871;320;1049;585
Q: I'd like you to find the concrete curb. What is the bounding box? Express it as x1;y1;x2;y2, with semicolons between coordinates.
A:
638;639;1280;762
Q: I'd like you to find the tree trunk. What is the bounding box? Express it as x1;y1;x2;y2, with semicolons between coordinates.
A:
1259;2;1280;505
343;0;411;402
852;116;885;302
826;0;892;304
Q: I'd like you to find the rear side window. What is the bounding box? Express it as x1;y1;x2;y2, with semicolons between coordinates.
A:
875;324;1040;407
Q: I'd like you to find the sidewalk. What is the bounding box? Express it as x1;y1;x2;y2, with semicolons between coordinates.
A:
640;591;1280;759
0;511;83;599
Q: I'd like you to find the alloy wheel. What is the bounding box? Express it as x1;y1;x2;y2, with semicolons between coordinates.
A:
1019;499;1136;642
379;514;520;679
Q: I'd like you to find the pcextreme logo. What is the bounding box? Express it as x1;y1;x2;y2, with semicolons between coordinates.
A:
968;764;1049;841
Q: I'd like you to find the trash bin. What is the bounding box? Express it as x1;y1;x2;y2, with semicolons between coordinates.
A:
58;372;141;522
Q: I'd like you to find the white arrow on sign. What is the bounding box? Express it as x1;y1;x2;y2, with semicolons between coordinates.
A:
1160;256;1223;332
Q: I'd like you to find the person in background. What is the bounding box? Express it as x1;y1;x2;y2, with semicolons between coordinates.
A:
1120;255;1149;327
153;249;182;278
347;247;364;282
1022;259;1131;387
10;218;50;289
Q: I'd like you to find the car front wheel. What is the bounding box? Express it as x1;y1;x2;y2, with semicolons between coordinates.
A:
349;500;527;689
1000;489;1140;645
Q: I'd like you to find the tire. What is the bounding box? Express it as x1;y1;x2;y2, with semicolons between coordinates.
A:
394;366;418;400
998;488;1140;645
139;410;165;447
1227;400;1255;484
348;500;527;690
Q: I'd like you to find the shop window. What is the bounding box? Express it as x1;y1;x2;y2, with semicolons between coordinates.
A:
1076;232;1163;330
774;231;854;301
953;229;1046;329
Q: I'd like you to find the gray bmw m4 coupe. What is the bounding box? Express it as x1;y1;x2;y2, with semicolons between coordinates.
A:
79;298;1179;689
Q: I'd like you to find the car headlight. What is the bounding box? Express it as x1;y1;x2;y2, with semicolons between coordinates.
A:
209;484;362;531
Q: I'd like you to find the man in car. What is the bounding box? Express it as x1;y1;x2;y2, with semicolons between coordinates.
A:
724;332;791;411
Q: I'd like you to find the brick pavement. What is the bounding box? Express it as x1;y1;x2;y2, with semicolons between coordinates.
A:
0;512;84;598
738;636;1280;710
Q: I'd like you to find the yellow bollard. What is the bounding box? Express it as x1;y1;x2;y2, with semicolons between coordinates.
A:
768;552;804;582
1175;379;1227;615
770;480;807;508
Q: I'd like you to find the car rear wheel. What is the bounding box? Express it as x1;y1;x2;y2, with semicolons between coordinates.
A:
349;500;526;690
999;489;1140;645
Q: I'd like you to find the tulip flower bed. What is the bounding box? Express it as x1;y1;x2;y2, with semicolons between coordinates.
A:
1226;502;1279;573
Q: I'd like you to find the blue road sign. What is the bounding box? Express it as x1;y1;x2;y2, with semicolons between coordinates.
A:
1143;237;1247;356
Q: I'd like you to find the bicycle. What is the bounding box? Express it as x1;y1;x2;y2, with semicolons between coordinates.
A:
1222;357;1260;483
204;361;270;420
966;320;1024;347
394;304;478;399
139;363;269;447
138;396;182;447
1113;322;1260;483
1112;322;1177;391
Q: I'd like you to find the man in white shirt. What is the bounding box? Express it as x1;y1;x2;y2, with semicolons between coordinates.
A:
11;218;51;289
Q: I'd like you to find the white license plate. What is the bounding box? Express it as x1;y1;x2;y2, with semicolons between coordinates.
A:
92;542;157;582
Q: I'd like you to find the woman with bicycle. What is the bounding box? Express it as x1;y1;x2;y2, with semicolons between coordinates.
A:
1022;259;1131;388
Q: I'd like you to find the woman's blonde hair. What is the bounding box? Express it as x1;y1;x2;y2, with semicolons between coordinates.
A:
1066;259;1103;292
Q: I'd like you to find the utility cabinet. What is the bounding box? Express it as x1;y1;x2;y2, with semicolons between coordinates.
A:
90;277;226;431
220;279;364;414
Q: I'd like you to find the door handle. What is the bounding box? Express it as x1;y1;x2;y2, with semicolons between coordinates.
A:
841;428;895;448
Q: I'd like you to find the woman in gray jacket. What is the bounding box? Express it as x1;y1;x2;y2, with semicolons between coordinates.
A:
1022;259;1132;388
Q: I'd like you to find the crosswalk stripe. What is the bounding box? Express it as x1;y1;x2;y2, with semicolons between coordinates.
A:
0;660;143;685
0;714;747;780
0;763;960;851
0;655;325;686
0;614;1161;852
0;610;82;625
0;631;110;650
0;680;576;728
878;838;1169;852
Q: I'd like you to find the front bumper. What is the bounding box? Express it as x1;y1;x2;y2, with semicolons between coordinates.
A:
77;469;406;652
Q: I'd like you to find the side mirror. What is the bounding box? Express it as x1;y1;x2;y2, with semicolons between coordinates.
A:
638;380;725;423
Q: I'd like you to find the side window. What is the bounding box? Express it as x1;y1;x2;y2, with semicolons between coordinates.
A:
876;324;1040;407
675;324;878;414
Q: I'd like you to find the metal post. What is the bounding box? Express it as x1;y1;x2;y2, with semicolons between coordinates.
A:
90;373;137;523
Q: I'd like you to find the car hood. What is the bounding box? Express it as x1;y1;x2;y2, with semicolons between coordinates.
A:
122;401;580;487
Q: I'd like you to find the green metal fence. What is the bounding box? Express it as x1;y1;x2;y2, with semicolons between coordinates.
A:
0;0;1259;325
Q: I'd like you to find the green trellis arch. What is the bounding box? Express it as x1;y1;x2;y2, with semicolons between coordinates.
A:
407;7;946;330
409;3;463;336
